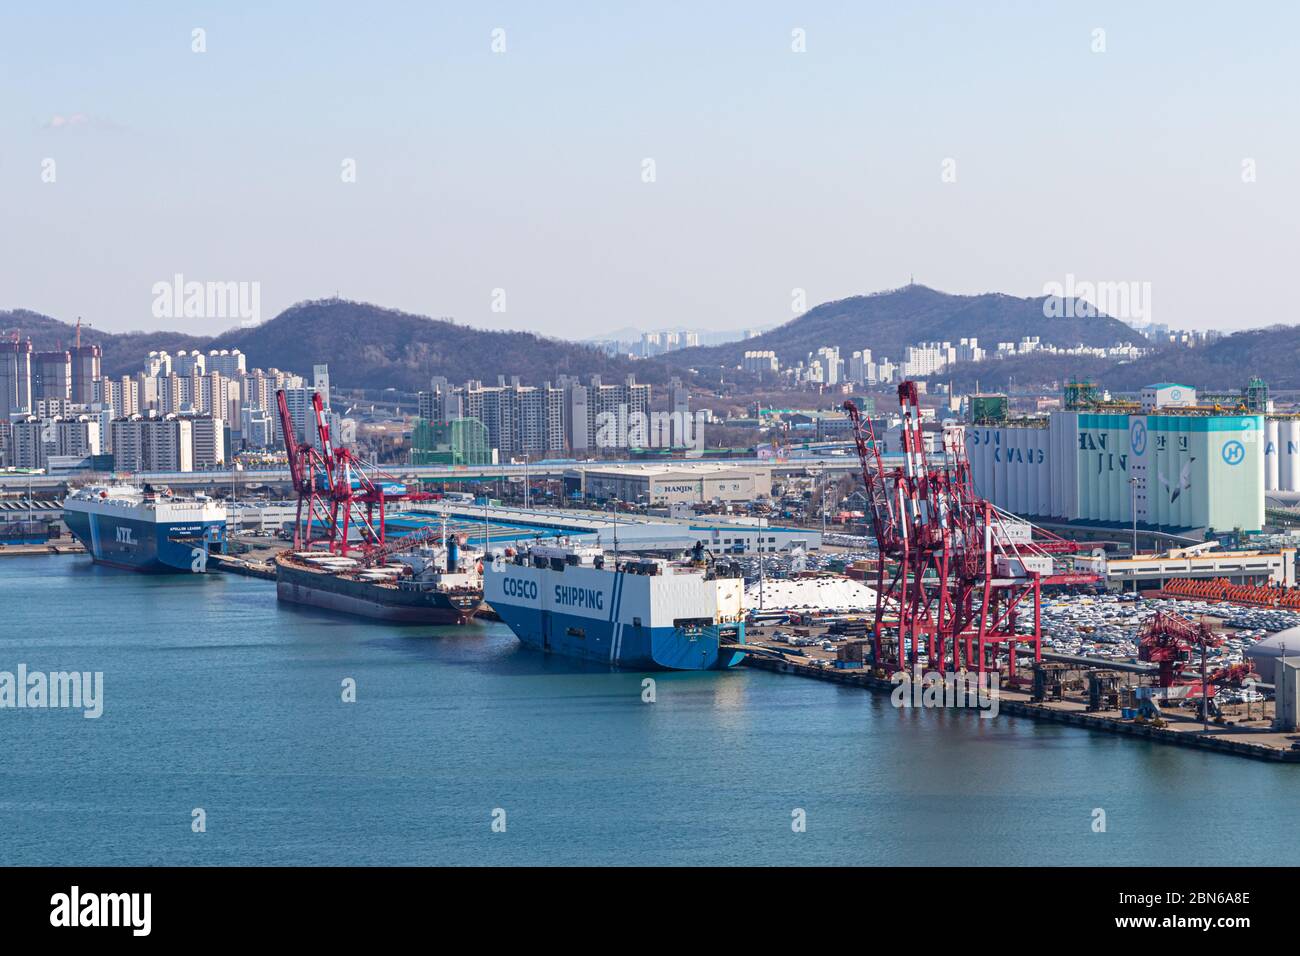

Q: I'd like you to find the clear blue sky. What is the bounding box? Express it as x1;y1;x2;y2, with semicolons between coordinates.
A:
1;1;1295;338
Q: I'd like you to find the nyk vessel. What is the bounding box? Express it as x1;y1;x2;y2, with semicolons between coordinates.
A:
484;541;746;670
63;484;226;573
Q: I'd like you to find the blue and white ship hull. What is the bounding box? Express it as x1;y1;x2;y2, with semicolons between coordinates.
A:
485;550;746;670
63;486;226;574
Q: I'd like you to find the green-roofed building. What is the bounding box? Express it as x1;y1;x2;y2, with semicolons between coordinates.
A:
411;417;491;466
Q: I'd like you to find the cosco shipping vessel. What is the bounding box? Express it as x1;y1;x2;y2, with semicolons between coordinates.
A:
484;542;746;670
63;484;226;573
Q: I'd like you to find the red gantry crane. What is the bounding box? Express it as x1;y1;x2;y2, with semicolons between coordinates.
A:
1135;610;1257;721
1138;610;1224;689
844;381;1099;682
276;388;432;560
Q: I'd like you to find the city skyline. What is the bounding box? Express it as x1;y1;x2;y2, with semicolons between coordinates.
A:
4;2;1295;338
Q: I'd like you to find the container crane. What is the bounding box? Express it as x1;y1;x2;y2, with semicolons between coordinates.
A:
277;389;333;551
276;388;430;558
844;382;1098;682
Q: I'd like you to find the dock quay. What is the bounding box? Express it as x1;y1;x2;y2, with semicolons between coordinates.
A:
209;554;276;579
0;540;84;557
740;640;1300;763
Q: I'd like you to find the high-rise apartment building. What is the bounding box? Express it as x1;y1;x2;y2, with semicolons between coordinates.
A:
0;338;33;418
32;350;72;401
558;374;651;452
70;343;102;404
463;378;565;458
110;416;194;472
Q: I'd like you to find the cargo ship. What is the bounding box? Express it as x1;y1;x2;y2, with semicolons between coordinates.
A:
62;484;226;573
269;385;484;624
275;535;484;624
484;541;746;669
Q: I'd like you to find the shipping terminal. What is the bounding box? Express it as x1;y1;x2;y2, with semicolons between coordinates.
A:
37;378;1300;754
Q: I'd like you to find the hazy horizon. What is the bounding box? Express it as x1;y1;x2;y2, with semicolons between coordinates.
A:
3;1;1296;338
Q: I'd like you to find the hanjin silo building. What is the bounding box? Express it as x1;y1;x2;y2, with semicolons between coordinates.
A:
966;384;1263;533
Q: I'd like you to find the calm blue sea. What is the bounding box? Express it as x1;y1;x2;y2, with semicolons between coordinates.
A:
1;555;1296;866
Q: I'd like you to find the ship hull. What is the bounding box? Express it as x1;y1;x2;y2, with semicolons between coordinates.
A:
485;561;745;671
492;604;745;670
63;508;224;574
275;557;483;624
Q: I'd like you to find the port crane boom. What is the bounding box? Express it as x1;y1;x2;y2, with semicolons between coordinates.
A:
276;388;430;559
844;382;1098;681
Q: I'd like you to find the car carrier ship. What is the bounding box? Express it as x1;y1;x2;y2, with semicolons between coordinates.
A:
484;540;746;670
63;484;226;573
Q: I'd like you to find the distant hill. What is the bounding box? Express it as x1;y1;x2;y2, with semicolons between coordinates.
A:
1097;326;1300;392
938;327;1300;394
3;300;664;391
929;352;1121;393
658;285;1141;372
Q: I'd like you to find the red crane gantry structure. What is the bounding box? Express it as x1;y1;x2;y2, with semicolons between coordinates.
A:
276;388;433;565
844;382;1098;682
1137;610;1253;693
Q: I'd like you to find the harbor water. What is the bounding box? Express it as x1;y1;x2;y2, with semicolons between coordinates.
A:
2;555;1298;866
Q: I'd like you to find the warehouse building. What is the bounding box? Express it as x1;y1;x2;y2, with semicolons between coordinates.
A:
569;463;773;505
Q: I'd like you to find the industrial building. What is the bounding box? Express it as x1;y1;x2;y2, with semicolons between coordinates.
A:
410;417;492;466
568;463;773;505
1263;418;1300;492
1079;543;1296;588
967;390;1265;532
